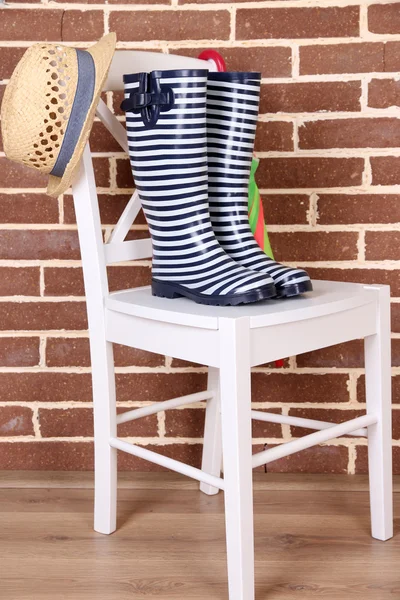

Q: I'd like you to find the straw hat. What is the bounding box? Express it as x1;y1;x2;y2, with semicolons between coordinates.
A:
1;33;116;197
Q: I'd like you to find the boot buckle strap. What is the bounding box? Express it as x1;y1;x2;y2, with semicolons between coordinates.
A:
121;88;175;114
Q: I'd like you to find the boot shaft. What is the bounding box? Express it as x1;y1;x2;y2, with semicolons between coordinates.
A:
207;71;261;192
206;71;312;298
121;68;276;305
123;69;212;269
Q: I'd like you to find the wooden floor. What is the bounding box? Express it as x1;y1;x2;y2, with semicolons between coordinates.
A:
1;472;400;600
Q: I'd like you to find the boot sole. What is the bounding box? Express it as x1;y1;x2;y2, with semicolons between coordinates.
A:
275;280;313;299
152;279;276;306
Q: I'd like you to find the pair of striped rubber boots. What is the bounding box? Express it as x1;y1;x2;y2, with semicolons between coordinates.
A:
121;69;312;306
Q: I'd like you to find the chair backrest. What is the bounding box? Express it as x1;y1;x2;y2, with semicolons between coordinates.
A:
71;50;213;318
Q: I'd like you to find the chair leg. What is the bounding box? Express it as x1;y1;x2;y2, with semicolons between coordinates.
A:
92;340;118;535
219;317;255;600
200;366;222;495
364;286;393;541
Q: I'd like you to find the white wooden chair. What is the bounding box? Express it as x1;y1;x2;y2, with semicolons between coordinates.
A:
71;50;393;600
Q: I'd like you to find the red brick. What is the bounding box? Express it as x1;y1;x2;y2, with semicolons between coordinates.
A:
357;374;400;405
61;11;104;42
0;158;47;188
93;157;111;188
260;82;361;113
170;357;202;368
112;91;127;116
0;337;39;367
257;157;364;189
266;444;349;474
0;302;88;331
297;339;400;369
269;231;358;262
64;194;145;225
0;373;92;403
0;230;80;260
44;267;85;296
0;47;26;79
356;446;400;475
236;7;359;40
0;372;205;404
371;157;400;186
171;358;289;369
251;373;350;404
0;441;94;470
252;408;283;439
53;0;168;3
110;10;230;42
0;10;63;41
317;194;400;225
0;406;34;437
297;340;364;369
165;408;205;438
89;121;123;153
165;406;284;439
306;267;400;297
365;231;400;261
255;121;294;152
300;43;385;75
392;409;400;439
0;194;59;224
44;265;151;296
368;79;400;109
116;159;134;189
393;339;400;367
391;304;400;333
46;337;163;368
115;345;163;368
174;46;292;78
368;3;400;34
0;267;40;296
385;42;400;72
116;373;207;403
299;118;400;150
39;407;158;438
261;195;309;225
289;408;364;438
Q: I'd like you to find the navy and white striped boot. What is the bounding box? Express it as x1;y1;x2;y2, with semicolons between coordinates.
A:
121;69;277;306
207;72;313;298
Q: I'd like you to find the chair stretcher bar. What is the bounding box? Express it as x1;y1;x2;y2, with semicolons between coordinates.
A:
109;436;225;490
252;414;377;469
251;410;369;437
116;390;214;425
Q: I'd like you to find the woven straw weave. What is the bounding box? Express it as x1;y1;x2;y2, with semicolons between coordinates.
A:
1;33;116;197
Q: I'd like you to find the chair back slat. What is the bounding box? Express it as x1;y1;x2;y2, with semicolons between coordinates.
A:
109;190;141;245
96;98;128;152
104;238;153;265
104;51;212;91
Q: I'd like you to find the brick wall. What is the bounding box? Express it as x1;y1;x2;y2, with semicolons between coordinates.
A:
1;0;400;474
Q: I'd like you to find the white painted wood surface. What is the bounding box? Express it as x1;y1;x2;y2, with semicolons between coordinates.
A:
364;286;393;541
252;414;377;469
219;318;255;600
200;367;222;496
251;410;369;437
69;48;394;600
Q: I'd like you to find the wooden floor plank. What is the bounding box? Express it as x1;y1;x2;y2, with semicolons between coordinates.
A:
1;473;400;599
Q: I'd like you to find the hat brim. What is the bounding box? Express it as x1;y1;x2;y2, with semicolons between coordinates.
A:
47;33;116;197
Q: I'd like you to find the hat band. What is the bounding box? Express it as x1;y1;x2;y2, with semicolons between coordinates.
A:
50;49;95;179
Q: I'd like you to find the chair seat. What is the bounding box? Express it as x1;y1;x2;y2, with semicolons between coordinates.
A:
106;280;375;330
